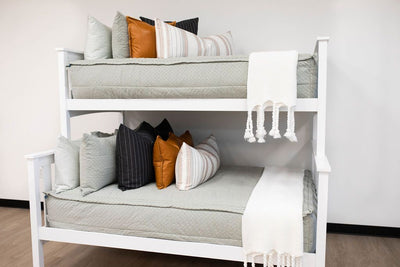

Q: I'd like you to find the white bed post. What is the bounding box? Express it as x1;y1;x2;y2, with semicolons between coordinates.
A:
27;158;44;267
56;48;84;138
313;37;330;267
26;151;55;267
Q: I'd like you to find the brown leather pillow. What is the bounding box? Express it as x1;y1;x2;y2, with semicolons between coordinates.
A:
153;131;193;189
126;16;176;58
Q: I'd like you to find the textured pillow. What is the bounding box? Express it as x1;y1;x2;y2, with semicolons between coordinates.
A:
175;135;220;190
54;136;80;193
80;134;116;196
116;124;155;190
112;11;130;58
155;19;233;58
153;131;193;189
84;16;112;60
126;16;176;58
140;17;199;35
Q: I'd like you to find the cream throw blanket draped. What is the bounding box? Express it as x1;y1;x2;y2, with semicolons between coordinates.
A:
242;166;304;267
244;51;299;143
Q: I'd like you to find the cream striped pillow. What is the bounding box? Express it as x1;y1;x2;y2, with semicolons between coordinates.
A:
155;18;234;58
175;135;220;190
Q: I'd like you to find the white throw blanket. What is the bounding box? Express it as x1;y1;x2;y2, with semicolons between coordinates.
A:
242;166;304;267
244;51;299;143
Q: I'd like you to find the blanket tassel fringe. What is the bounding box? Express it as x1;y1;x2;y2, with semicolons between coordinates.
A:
244;252;302;267
244;104;297;143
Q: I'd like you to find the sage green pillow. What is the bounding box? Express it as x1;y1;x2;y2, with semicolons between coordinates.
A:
80;134;116;196
54;136;81;193
112;11;130;58
84;16;112;60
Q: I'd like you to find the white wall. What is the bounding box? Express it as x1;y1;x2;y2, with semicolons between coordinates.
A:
1;0;399;228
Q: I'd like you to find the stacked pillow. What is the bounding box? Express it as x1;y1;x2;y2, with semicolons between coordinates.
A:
54;131;118;195
116;119;174;190
153;131;194;189
85;12;233;59
54;121;221;195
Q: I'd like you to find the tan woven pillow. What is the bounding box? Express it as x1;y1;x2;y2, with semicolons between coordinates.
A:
153;131;193;189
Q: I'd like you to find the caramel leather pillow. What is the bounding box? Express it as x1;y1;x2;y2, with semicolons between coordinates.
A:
126;16;176;58
153;131;193;189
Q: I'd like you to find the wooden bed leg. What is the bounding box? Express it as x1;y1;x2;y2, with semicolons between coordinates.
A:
27;158;45;267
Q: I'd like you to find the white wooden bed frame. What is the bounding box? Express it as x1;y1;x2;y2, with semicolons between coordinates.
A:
26;37;331;267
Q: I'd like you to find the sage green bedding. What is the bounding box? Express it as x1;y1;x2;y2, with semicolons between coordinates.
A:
45;166;317;252
68;55;317;99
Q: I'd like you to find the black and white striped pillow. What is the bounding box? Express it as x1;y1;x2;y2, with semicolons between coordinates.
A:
116;123;155;190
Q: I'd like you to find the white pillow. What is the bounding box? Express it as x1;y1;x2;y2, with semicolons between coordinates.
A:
80;134;116;196
54;136;80;193
155;19;234;58
84;16;112;60
175;135;220;190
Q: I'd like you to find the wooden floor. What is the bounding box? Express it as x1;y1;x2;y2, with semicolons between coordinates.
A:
1;207;399;267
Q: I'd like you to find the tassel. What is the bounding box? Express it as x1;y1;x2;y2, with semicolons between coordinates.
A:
251;255;255;267
263;253;267;267
284;106;297;142
267;253;273;267
269;103;281;139
277;253;281;267
244;110;256;142
256;105;266;142
291;256;295;267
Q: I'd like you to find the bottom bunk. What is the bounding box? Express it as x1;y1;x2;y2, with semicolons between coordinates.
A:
44;165;317;253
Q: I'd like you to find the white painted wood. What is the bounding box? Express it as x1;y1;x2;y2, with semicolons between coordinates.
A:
56;49;83;138
315;39;329;157
315;172;329;267
27;158;45;267
66;98;318;112
313;38;330;267
39;227;316;266
25;150;55;160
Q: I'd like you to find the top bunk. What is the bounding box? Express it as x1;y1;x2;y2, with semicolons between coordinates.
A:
57;37;329;113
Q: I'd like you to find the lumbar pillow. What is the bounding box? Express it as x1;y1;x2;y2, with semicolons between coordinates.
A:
140;17;199;35
153;131;193;189
175;135;220;190
84;16;112;60
155;19;234;58
80;134;116;196
116;123;156;190
126;16;176;58
112;11;130;58
54;136;80;193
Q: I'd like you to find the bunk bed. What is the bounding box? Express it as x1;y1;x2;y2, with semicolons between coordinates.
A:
26;37;331;267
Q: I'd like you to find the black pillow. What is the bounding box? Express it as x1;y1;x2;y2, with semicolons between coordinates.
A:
134;121;157;141
116;124;155;190
155;118;173;141
140;17;199;35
